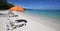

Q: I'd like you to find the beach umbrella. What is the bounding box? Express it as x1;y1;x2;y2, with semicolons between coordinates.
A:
9;6;25;12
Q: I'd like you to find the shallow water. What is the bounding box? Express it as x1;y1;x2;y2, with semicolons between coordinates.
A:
23;10;60;20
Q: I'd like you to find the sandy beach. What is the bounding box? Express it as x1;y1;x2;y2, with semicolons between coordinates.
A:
0;11;60;31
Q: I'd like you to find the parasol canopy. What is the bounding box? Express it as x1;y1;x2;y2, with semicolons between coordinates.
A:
9;6;25;12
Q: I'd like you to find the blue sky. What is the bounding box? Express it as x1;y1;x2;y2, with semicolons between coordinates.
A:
7;0;60;10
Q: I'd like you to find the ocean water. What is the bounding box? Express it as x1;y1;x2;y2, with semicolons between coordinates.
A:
23;9;60;20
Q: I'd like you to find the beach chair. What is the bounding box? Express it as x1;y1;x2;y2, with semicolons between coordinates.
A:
6;19;27;31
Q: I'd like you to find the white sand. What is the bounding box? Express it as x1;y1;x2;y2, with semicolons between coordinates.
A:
0;11;60;31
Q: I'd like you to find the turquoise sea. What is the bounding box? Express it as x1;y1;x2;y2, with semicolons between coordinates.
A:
23;9;60;20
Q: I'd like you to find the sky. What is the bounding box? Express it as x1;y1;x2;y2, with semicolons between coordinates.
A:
7;0;60;10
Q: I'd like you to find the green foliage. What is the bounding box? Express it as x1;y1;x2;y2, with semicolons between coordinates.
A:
0;0;14;10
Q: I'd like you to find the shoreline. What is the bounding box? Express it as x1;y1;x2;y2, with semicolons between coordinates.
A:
21;12;60;23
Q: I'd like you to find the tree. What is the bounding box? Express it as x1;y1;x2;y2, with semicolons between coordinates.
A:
0;0;14;10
